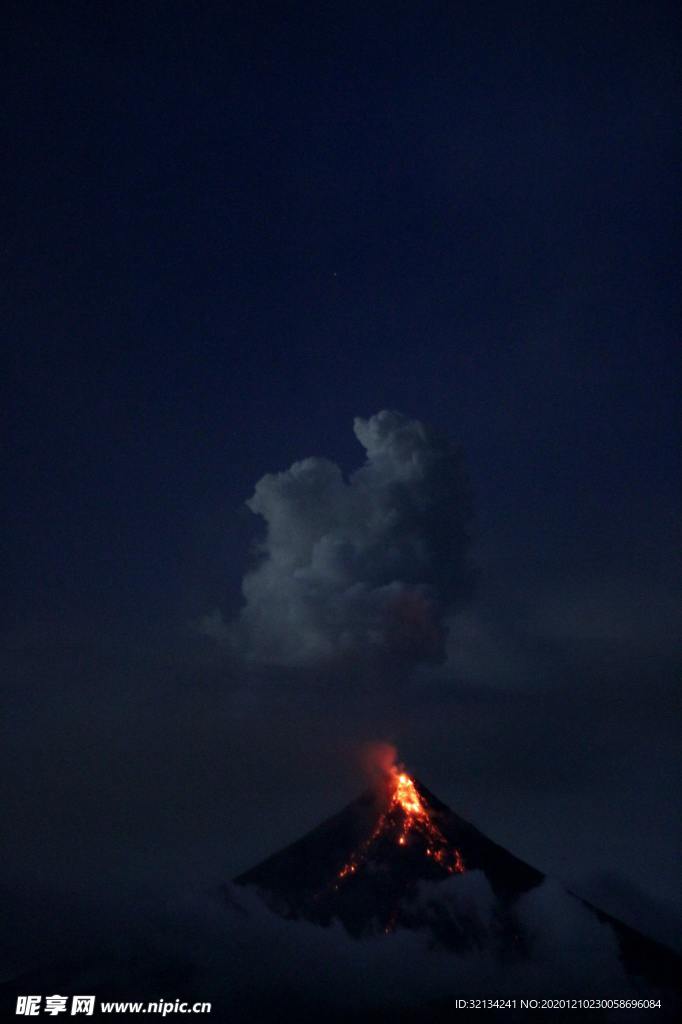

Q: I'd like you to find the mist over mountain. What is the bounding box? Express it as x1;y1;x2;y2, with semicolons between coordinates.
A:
3;767;679;1022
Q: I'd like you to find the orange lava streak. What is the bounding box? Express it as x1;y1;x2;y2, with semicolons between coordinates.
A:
394;772;424;815
335;767;465;884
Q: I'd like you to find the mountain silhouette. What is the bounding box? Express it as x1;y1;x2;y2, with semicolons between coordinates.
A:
236;769;681;998
2;769;679;1022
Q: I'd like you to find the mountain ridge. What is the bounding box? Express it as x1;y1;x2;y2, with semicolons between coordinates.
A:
235;770;681;997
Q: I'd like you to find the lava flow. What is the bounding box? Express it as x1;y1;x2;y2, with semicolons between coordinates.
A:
336;766;465;884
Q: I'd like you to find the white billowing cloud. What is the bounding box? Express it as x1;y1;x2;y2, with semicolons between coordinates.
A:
221;411;476;668
208;878;633;1005
30;879;635;1012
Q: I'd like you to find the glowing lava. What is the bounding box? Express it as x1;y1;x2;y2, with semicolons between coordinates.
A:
335;766;465;885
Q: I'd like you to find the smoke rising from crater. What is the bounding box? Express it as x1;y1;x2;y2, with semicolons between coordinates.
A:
214;411;476;669
358;740;399;789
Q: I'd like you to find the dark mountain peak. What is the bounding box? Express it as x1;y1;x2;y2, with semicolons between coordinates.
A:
235;767;543;938
235;766;682;1000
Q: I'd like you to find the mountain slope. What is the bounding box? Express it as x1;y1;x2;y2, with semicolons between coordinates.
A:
235;769;681;996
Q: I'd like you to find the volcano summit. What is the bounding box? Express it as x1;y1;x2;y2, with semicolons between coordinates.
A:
236;765;681;1001
236;766;543;944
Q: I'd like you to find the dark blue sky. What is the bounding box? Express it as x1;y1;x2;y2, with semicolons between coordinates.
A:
5;0;679;637
2;1;680;946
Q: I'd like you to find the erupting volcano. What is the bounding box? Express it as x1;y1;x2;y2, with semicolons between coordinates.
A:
235;758;543;941
234;755;682;1001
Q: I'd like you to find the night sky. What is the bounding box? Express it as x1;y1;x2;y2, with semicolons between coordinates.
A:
3;0;681;975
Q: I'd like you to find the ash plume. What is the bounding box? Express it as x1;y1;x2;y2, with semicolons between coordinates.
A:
359;740;399;789
207;411;476;669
